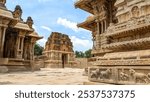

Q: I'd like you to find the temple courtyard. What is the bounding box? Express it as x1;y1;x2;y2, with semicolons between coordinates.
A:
0;68;88;85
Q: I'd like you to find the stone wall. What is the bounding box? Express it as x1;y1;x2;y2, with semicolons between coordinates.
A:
75;58;88;68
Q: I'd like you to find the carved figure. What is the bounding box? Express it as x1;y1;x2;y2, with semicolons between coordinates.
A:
131;6;140;18
129;69;150;83
120;72;129;81
100;69;111;79
91;69;100;79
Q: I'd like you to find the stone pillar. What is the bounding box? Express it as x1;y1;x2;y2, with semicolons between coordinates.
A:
0;27;1;41
68;54;70;62
97;22;100;34
105;20;107;32
0;27;7;57
16;36;21;58
101;21;103;34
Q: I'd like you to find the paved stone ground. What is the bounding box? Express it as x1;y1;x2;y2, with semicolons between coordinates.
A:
0;68;88;85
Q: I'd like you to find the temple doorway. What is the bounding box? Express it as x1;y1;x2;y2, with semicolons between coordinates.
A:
62;54;67;68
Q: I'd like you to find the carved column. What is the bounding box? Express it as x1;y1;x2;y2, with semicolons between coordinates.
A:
0;27;7;57
16;35;25;59
101;21;103;34
97;22;100;34
104;20;107;32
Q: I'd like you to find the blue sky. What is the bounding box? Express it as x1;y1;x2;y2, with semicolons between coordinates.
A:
6;0;92;51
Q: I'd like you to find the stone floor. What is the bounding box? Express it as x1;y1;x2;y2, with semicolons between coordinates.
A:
0;68;88;85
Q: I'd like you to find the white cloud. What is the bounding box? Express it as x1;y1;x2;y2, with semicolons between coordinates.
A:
57;17;90;32
57;17;79;32
41;26;52;32
37;38;47;47
70;36;92;50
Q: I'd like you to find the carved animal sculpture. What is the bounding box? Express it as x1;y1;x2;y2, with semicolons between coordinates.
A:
100;69;111;79
129;69;150;83
120;72;129;81
91;69;100;79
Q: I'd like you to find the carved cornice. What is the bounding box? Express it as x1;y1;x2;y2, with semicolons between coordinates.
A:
106;15;150;37
102;37;150;50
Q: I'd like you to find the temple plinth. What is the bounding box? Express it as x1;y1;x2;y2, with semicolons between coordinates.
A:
75;0;150;84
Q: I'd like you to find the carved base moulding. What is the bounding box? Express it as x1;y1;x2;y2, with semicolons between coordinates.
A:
88;66;150;85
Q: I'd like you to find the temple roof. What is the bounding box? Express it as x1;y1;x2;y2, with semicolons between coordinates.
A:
28;32;43;39
77;16;95;31
13;22;33;31
0;8;13;19
75;0;94;14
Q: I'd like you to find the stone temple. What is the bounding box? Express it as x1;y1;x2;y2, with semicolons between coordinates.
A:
43;32;76;68
0;0;42;72
75;0;150;84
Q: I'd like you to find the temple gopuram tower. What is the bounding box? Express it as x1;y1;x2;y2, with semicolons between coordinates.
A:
0;0;42;72
75;0;150;84
43;32;76;68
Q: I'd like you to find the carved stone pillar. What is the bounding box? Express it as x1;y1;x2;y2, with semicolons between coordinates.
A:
97;22;100;35
101;21;103;33
104;20;107;32
0;27;6;57
16;36;25;59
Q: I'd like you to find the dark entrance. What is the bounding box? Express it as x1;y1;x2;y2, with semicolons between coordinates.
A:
62;54;67;68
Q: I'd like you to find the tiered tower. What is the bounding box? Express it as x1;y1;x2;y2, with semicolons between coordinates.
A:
43;32;76;68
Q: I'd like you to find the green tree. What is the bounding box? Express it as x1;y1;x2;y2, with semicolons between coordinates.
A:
34;43;43;56
75;49;92;58
75;51;85;58
84;49;92;58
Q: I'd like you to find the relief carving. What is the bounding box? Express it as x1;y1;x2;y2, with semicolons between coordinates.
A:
120;71;129;81
90;68;112;80
131;6;140;18
129;69;150;83
99;69;111;79
91;69;100;79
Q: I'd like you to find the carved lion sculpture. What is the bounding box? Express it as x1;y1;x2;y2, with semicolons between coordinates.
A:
129;69;150;83
90;69;100;79
100;69;111;79
120;72;129;81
